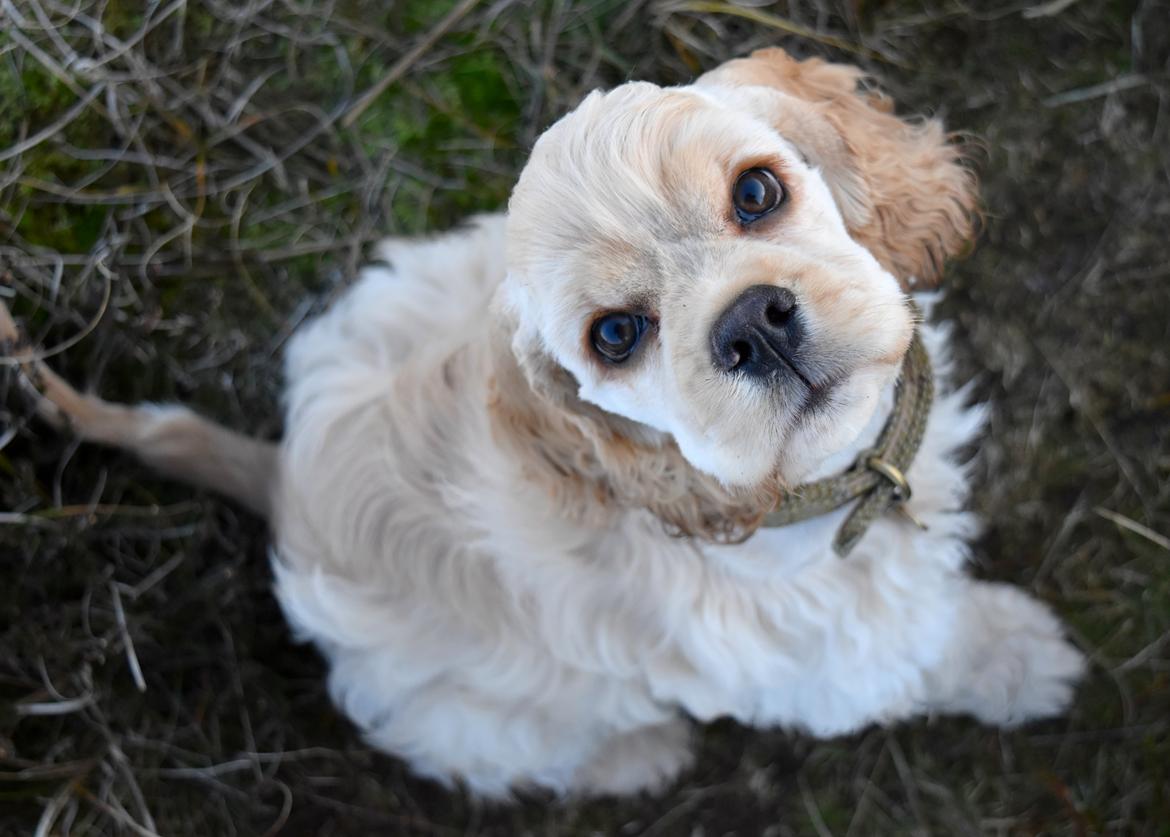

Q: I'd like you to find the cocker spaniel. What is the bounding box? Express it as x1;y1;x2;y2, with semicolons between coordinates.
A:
2;48;1084;797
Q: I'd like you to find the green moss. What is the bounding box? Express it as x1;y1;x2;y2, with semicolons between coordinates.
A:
0;54;77;147
0;57;114;252
397;0;462;34
346;43;520;231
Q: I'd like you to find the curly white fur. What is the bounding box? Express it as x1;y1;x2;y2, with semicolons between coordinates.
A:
10;49;1082;800
272;213;1083;797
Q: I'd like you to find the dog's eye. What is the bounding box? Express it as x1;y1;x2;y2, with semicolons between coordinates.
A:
590;313;649;363
733;168;785;224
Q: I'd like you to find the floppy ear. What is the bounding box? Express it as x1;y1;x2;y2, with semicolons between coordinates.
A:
697;48;978;287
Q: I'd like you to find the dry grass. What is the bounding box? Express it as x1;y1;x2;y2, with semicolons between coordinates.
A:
1;0;1168;834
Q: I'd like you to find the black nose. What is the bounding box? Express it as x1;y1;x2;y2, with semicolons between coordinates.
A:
710;284;803;379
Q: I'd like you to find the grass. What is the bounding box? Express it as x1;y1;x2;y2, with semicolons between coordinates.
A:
1;0;1168;834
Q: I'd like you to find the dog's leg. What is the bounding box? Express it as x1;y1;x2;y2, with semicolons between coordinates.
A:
654;561;1083;736
572;719;694;797
1;301;275;517
921;580;1085;726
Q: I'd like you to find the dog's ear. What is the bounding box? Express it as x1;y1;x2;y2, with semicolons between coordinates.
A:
697;48;978;288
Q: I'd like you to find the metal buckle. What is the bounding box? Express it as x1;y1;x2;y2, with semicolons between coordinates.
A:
863;455;912;502
863;453;928;531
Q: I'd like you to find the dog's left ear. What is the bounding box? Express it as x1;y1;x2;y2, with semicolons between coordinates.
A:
697;48;978;288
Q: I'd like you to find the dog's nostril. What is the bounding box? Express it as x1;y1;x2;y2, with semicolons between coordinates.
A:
731;340;753;369
765;303;792;328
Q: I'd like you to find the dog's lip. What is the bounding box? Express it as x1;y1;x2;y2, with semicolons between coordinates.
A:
795;375;839;417
789;351;850;419
753;328;845;410
752;326;815;391
731;327;845;419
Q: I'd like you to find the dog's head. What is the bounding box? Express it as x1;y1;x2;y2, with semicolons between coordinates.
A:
502;49;976;504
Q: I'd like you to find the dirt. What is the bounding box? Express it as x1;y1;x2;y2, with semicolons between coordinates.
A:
2;1;1168;834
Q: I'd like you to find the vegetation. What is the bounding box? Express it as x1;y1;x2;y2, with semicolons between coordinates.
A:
1;0;1167;833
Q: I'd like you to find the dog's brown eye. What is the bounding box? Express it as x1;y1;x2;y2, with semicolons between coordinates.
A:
590;313;649;363
733;168;784;224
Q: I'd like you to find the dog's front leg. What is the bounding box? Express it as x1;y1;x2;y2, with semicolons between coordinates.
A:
752;572;1086;732
648;559;1083;736
918;579;1085;726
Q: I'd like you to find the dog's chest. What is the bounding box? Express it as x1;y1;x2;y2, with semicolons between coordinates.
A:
275;267;984;702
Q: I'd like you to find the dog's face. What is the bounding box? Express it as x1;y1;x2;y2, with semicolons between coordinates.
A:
504;50;976;491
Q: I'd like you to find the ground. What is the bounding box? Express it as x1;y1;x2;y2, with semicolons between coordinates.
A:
1;1;1167;834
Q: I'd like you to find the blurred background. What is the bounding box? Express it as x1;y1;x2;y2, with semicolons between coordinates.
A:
1;1;1167;834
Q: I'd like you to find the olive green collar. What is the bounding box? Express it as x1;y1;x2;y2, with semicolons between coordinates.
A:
762;331;934;556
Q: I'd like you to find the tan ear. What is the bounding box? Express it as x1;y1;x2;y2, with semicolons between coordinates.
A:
698;48;978;287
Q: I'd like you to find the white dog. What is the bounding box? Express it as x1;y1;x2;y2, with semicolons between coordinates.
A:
2;49;1084;797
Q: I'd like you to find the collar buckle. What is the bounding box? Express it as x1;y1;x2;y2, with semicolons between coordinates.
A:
861;452;928;531
861;453;912;503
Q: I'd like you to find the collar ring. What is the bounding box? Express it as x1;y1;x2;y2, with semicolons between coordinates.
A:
862;454;912;503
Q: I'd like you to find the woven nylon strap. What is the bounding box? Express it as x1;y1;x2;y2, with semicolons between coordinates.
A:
761;330;934;556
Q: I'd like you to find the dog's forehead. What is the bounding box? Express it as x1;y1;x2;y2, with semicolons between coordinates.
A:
506;82;776;290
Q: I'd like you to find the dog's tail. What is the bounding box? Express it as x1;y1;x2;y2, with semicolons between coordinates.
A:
1;300;276;519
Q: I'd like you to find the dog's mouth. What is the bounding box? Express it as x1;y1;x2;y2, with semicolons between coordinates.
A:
795;375;840;418
739;325;815;391
771;344;848;423
730;329;843;417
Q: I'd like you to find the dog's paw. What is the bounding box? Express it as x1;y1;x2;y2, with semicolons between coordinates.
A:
955;585;1086;727
573;721;693;797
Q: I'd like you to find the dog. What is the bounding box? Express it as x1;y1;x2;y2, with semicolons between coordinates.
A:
1;48;1084;798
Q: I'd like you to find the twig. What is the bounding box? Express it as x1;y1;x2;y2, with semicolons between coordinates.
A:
1094;507;1170;551
1043;74;1148;108
0;502;204;524
123;552;187;599
110;583;147;692
1023;0;1084;18
259;779;293;837
33;781;77;837
798;769;835;837
16;694;96;716
0;259;113;366
75;784;162;837
885;734;928;835
660;1;907;67
0;84;104;162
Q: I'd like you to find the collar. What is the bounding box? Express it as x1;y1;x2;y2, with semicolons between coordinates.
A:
761;330;934;557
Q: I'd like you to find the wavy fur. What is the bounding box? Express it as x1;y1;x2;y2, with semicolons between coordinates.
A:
7;50;1080;799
